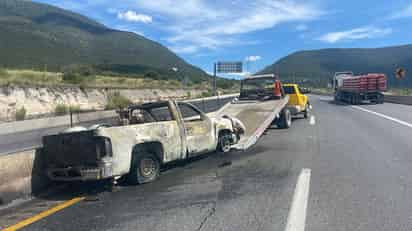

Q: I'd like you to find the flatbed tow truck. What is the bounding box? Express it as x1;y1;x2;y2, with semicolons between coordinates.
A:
212;74;290;150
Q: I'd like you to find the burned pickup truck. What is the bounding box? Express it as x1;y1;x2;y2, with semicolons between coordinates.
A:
42;100;245;184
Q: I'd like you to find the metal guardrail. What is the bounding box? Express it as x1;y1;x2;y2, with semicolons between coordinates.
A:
310;91;412;105
0;94;238;156
383;95;412;105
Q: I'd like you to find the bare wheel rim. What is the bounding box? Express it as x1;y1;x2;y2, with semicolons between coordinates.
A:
220;135;231;152
140;157;157;177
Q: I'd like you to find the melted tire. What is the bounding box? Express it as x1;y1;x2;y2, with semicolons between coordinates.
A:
127;151;160;185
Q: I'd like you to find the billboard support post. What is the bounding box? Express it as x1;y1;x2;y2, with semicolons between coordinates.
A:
213;62;217;96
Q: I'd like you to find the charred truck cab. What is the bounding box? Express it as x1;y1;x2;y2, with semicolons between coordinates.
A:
42;100;245;184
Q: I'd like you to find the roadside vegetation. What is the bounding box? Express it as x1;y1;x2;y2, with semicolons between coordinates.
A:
15;106;27;121
387;88;412;96
54;104;82;116
106;92;133;110
308;87;412;96
0;68;239;92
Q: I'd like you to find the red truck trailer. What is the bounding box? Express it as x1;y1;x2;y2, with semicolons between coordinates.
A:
333;72;387;104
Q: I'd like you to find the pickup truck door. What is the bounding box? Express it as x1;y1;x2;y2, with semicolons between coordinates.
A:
296;87;308;106
177;102;214;156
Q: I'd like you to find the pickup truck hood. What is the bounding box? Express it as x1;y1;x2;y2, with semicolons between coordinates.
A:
211;115;246;135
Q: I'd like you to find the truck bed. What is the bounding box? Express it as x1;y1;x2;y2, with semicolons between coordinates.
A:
212;96;289;150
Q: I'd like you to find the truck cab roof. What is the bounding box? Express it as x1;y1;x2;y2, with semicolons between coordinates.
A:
127;101;170;110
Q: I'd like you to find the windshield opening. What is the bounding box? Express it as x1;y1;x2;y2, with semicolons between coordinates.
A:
283;86;296;94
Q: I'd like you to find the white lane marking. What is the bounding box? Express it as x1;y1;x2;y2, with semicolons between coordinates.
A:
309;116;316;126
284;168;312;231
352;106;412;129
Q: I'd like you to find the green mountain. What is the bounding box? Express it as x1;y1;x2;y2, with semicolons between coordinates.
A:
0;0;209;82
259;45;412;88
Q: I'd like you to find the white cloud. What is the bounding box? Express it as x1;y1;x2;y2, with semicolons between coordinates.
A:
169;45;199;54
318;26;392;43
389;4;412;19
245;56;262;62
132;0;323;53
117;10;152;23
224;72;252;79
50;0;322;54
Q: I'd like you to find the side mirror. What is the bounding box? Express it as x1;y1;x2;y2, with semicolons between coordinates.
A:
300;88;311;94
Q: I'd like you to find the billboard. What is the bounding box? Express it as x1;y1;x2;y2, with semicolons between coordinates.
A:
216;62;243;73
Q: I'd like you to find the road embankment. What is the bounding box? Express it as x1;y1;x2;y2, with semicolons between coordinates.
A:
0;149;50;206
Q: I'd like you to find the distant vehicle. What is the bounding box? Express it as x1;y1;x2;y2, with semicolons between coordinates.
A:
239;74;292;129
42;100;245;184
332;72;387;104
283;84;311;118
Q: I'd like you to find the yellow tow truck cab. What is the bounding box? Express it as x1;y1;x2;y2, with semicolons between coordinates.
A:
283;84;311;118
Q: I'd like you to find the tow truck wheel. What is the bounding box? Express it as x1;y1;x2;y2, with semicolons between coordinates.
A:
277;109;292;129
128;151;160;185
217;131;233;153
303;103;310;119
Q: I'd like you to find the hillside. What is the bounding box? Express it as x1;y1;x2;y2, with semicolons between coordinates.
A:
0;0;209;82
259;45;412;88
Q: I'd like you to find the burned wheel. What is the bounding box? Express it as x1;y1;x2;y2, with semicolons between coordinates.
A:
217;132;233;153
128;151;160;185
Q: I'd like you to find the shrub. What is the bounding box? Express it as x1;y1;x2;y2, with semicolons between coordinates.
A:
216;79;235;89
144;71;160;80
191;78;202;85
201;91;213;98
15;107;27;121
106;92;132;110
69;105;82;113
0;68;7;76
77;65;95;77
62;65;96;84
62;71;81;84
55;104;68;116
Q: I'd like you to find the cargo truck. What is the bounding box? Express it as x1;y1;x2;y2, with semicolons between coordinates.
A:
333;72;387;104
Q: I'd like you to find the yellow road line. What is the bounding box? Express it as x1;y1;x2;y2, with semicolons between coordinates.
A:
3;197;85;231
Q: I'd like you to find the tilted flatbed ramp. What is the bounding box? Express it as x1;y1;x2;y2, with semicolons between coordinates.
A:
213;96;289;150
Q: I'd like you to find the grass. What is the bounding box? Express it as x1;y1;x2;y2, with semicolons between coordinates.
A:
0;69;63;86
387;88;412;96
0;68;222;90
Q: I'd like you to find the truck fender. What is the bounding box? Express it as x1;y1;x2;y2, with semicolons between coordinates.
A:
130;142;165;168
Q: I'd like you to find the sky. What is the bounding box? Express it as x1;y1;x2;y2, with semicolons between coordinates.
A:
35;0;412;78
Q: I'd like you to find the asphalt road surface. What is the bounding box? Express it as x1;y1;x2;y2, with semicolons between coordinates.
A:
0;97;233;155
2;95;412;231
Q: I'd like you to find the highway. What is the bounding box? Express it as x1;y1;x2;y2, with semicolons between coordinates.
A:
2;95;412;231
0;97;233;155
